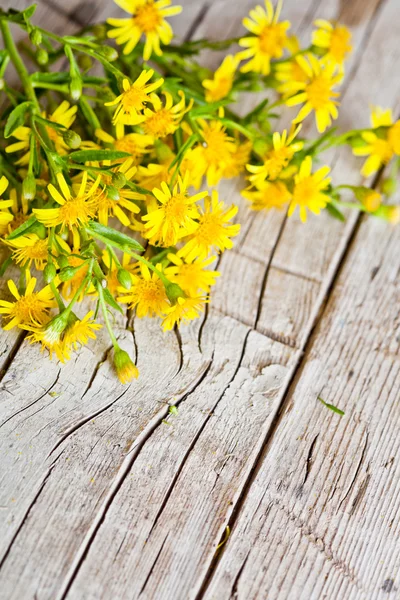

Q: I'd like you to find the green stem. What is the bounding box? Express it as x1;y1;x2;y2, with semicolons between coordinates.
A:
0;19;37;104
97;282;119;349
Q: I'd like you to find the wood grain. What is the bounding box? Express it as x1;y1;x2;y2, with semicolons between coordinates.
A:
0;0;399;598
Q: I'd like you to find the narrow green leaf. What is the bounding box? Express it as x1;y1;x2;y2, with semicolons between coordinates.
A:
87;221;144;252
0;255;12;278
4;101;33;138
6;215;38;240
326;202;346;222
69;149;131;163
169;134;198;171
318;397;345;416
102;287;123;314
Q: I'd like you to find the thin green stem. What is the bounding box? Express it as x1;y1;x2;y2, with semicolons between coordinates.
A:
97;282;119;349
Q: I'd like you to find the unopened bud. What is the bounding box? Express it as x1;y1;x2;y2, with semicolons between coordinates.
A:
77;54;93;72
43;263;57;284
69;75;82;101
57;255;70;269
29;29;42;46
117;268;132;290
63;129;81;149
112;172;127;189
114;348;139;384
59;266;79;282
92;24;107;40
22;173;36;200
381;176;397;197
36;48;48;65
165;282;185;304
97;45;118;62
252;138;270;157
363;191;381;213
106;185;120;201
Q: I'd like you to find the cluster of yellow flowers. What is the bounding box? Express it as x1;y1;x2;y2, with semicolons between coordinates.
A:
0;0;398;383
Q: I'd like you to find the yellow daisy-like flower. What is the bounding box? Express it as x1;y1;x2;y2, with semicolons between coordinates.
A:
104;71;163;126
288;156;331;222
6;234;49;270
242;180;291;211
312;20;352;71
34;172;100;237
136;156;174;193
64;311;102;350
143;172;206;246
142;91;192;139
0;176;15;235
162;295;206;331
188;120;237;187
285;55;341;133
114;348;139;384
117;263;169;317
96;125;153;164
178;190;240;261
388;120;400;155
247;125;303;184
222;141;252;179
202;55;239;103
6;102;77;164
93;159;144;227
165;253;220;296
26;325;71;363
353;132;393;177
108;0;182;60
0;275;54;330
237;0;290;75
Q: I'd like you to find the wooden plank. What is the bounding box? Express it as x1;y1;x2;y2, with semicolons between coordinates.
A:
203;211;400;600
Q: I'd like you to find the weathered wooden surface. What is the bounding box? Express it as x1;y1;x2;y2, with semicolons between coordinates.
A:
0;0;399;599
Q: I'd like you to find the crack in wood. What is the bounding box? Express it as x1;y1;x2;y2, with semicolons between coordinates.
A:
303;434;319;485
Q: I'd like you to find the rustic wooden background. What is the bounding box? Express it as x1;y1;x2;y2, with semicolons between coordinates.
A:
1;0;400;598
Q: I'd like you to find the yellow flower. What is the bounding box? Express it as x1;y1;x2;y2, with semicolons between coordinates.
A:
222;141;252;179
114;348;139;384
34;172;100;237
117;263;169;317
312;20;352;71
370;106;393;128
288;156;331;222
6;102;77;164
388;120;400;155
0;177;14;235
202;55;239;102
104;71;163;126
178;190;240;261
242;180;291;211
247;125;303;184
285;55;341;132
26;326;71;362
237;0;290;75
96;126;153;164
64;311;102;350
93;159;143;226
353;132;393;177
142;91;192;139
136;156;174;192
363;190;382;213
165;253;220;295
6;234;49;270
108;0;182;60
143;172;206;246
0;275;54;330
188;120;237;187
162;295;206;331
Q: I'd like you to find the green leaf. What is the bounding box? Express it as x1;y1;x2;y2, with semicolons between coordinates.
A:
69;149;131;163
6;215;38;240
0;255;12;278
4;101;33;138
326;202;346;222
0;4;36;23
169;134;198;171
30;72;69;84
102;287;123;314
318;397;345;416
87;221;144;252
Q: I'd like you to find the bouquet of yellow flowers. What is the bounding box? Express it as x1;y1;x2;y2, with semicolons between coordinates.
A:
0;0;398;383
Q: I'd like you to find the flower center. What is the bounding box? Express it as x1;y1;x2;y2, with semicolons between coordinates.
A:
330;27;351;63
12;294;49;323
305;76;332;110
122;85;148;113
265;147;294;179
293;179;317;205
259;23;287;56
203;128;233;164
144;109;175;138
196;214;223;246
371;139;392;162
59;197;95;228
163;194;187;223
137;279;165;305
133;3;162;33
